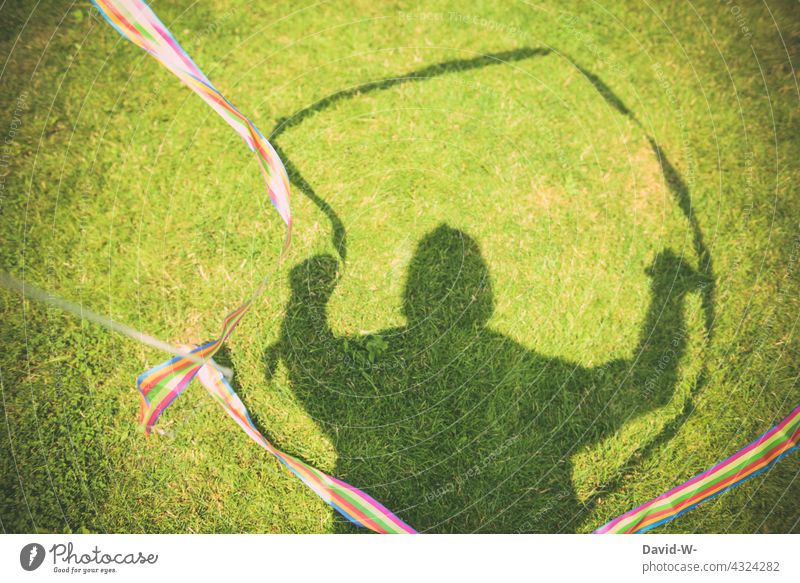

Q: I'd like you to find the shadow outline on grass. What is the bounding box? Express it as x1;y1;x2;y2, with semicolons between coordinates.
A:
239;46;719;532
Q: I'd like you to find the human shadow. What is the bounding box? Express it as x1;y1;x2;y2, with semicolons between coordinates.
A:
259;46;717;531
264;224;706;532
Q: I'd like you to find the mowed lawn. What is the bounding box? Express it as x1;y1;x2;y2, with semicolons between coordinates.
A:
1;0;798;533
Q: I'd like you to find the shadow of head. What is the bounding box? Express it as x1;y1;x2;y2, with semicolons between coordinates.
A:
285;224;494;331
402;224;494;329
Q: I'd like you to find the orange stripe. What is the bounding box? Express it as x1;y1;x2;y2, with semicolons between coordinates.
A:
139;339;221;391
274;450;388;533
98;0;154;53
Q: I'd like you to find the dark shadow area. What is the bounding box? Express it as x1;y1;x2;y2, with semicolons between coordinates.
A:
259;49;717;531
264;225;707;532
568;61;632;117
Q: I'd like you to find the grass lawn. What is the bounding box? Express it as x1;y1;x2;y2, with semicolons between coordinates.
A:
1;0;798;533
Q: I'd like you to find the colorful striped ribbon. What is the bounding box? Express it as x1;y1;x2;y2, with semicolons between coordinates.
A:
92;0;415;533
91;0;291;432
136;303;251;433
196;360;416;534
596;405;800;534
92;0;291;230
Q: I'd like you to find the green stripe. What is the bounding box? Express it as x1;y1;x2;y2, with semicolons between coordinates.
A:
329;479;400;533
280;452;399;532
144;365;199;409
625;440;782;529
257;151;274;178
133;22;157;43
116;4;158;43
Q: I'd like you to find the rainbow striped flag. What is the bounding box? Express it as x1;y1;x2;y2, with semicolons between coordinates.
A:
596;405;800;533
91;0;289;432
136;303;251;432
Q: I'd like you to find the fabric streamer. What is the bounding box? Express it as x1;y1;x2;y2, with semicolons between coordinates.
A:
196;359;416;533
596;405;800;534
91;0;415;533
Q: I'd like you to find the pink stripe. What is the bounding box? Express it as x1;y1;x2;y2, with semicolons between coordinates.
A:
151;21;204;79
329;475;416;533
130;0;204;80
144;365;202;431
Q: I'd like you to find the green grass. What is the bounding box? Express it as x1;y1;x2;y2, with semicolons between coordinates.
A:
1;0;798;533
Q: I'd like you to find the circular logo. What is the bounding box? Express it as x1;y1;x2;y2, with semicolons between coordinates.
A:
20;543;45;571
